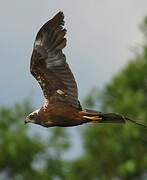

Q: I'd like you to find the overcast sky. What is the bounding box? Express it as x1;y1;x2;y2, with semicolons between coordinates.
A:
0;0;147;107
1;0;147;159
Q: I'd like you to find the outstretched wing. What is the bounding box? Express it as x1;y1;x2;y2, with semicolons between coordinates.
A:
30;12;81;109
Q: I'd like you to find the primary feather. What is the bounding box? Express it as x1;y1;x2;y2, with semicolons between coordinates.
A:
30;12;80;109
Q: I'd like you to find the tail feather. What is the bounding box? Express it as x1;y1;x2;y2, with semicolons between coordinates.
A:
101;113;125;123
101;113;147;128
82;110;125;123
82;109;147;128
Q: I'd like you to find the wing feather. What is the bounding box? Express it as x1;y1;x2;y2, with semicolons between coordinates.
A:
30;12;81;109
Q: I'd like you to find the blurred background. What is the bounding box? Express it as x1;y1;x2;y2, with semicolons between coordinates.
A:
0;0;147;179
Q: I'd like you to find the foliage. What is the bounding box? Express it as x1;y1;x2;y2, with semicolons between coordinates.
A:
1;14;147;180
0;100;70;180
71;17;147;180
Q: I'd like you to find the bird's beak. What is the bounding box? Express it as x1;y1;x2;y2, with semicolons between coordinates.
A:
25;116;35;124
25;117;29;124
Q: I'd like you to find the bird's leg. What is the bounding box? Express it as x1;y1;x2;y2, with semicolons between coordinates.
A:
82;115;102;122
80;110;102;122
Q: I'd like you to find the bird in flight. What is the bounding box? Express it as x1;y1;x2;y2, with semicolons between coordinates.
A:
25;11;146;128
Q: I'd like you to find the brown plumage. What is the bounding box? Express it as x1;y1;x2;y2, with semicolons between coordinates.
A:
25;12;147;128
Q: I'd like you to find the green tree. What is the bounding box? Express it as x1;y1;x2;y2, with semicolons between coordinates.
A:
0;100;70;180
68;17;147;180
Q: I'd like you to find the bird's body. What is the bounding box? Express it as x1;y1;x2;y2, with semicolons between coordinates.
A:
26;11;146;128
29;102;92;127
27;101;126;127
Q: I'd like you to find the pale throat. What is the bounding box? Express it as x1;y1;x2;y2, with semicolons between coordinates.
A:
29;109;40;117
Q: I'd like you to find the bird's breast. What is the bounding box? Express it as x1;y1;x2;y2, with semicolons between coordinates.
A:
37;103;87;127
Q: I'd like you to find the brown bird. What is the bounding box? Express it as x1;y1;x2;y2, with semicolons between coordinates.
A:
25;11;146;128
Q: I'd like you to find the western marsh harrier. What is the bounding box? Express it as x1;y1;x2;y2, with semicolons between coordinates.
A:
25;12;146;128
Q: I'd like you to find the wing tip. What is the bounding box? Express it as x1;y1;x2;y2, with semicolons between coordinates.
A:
35;11;65;42
51;11;65;25
56;11;64;17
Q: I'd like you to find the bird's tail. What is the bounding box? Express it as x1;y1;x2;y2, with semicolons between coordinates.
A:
82;110;125;123
82;109;147;128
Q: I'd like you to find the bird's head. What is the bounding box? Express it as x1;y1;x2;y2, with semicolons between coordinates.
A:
25;109;39;124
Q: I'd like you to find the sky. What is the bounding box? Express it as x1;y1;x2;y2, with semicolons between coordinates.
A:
0;0;147;158
0;0;147;107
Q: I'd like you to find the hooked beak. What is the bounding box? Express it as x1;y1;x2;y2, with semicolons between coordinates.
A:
25;116;30;124
25;116;35;124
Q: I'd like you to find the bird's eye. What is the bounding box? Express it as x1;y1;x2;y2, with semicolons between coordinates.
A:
29;115;34;119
